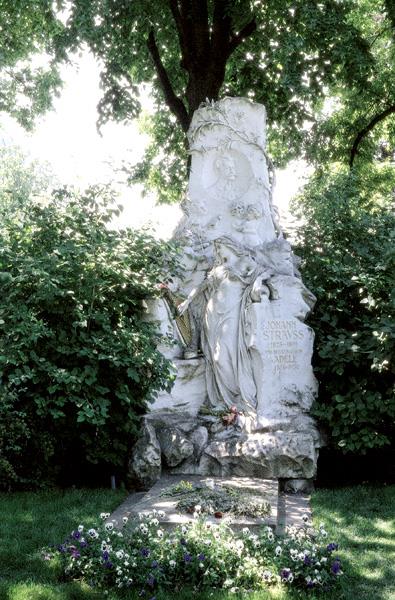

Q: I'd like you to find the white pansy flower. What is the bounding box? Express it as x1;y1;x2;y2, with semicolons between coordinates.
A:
77;525;84;532
275;545;282;556
88;528;98;539
122;516;128;524
116;550;124;560
105;522;114;532
150;518;159;527
100;512;110;520
157;529;164;538
158;511;166;519
169;559;176;567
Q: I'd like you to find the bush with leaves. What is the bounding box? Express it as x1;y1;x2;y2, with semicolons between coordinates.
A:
292;164;395;453
0;186;178;489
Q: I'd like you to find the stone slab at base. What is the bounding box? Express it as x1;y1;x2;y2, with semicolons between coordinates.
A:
110;474;279;532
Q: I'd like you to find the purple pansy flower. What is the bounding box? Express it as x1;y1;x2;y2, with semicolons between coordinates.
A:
280;568;292;580
140;547;150;558
183;552;192;563
331;558;342;575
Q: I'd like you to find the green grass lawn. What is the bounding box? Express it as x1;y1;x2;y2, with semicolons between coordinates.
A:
0;485;394;600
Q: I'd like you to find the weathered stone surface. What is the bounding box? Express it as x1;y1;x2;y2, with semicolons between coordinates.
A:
190;426;209;458
157;427;194;467
129;423;161;489
132;97;321;485
150;358;207;416
282;478;315;494
200;431;319;479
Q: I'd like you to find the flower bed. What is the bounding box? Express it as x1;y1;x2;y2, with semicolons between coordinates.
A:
45;510;342;595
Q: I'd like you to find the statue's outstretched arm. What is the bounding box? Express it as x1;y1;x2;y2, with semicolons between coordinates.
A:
178;279;209;315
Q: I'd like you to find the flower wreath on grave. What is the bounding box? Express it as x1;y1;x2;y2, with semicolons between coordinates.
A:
159;478;271;519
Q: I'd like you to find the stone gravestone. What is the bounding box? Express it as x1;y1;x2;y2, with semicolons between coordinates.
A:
130;97;321;490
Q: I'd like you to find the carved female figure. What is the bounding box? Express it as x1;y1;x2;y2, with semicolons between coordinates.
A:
178;236;272;415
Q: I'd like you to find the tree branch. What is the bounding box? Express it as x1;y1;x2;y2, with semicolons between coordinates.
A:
167;0;191;69
190;0;210;63
147;29;190;132
228;19;257;55
349;104;395;168
211;0;232;56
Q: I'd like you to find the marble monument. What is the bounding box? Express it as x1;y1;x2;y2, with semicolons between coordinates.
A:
130;98;321;489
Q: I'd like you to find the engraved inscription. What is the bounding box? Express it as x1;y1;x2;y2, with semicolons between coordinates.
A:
262;319;305;374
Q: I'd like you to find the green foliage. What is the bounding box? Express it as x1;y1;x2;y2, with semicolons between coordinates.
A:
0;146;55;211
292;164;395;453
51;0;376;200
307;0;395;168
49;511;342;593
0;0;63;128
0;185;178;489
161;480;271;518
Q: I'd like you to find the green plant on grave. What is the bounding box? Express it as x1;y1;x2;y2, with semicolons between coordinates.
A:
0;185;179;489
161;481;271;518
162;479;195;496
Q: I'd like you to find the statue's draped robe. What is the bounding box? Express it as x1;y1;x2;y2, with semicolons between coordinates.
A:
201;264;264;415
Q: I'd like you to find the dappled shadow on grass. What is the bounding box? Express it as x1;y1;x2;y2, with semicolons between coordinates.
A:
0;581;109;600
0;489;126;600
0;486;393;600
311;484;395;600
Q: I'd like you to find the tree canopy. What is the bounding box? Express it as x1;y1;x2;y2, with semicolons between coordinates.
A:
52;0;379;199
3;1;395;199
0;0;62;128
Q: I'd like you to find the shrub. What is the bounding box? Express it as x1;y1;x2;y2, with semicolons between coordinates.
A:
292;165;395;453
0;186;178;489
